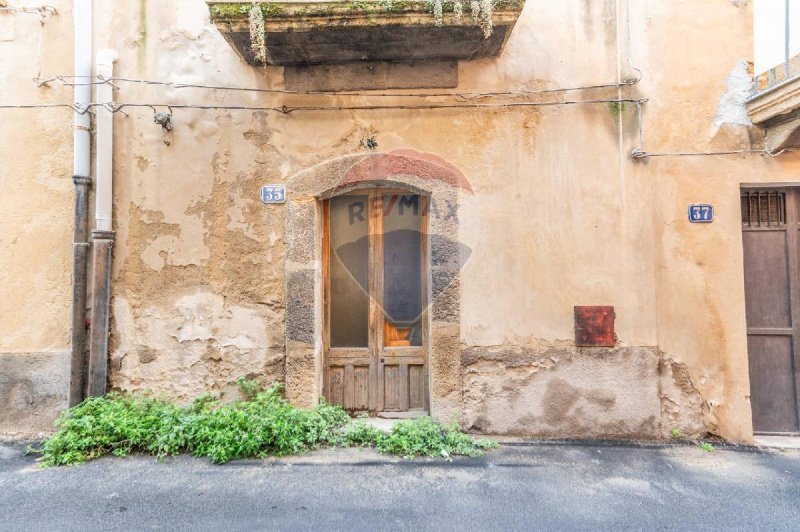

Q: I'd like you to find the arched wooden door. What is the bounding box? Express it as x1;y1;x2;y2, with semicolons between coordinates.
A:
323;189;429;415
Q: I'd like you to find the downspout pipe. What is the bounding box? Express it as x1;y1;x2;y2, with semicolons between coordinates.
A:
87;49;117;397
94;49;116;234
69;0;92;407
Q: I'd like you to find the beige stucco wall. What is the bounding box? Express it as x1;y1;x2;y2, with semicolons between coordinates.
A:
0;1;74;352
644;0;769;443
0;0;73;436
4;0;798;442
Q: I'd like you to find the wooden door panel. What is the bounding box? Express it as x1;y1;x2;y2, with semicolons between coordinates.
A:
743;188;800;434
409;365;425;409
383;365;401;411
328;367;345;407
743;231;791;328
382;363;427;412
748;336;800;433
327;363;371;411
353;366;370;410
328;348;370;411
329;349;371;367
381;354;426;365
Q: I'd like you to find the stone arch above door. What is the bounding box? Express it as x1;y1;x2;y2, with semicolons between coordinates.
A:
283;150;471;422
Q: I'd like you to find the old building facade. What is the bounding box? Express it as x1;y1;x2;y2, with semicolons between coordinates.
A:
2;0;799;443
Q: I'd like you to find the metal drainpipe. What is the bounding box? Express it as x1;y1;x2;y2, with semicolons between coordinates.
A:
69;177;91;406
87;228;113;397
786;0;791;81
69;0;93;406
87;49;117;397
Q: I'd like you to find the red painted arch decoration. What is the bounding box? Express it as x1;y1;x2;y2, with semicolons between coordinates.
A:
339;149;473;194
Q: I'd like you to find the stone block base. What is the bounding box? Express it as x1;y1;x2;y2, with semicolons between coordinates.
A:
462;346;679;439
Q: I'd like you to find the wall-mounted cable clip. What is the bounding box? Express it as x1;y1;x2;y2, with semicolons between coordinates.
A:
151;106;173;145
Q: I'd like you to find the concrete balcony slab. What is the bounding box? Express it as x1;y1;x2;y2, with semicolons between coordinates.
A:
207;1;526;66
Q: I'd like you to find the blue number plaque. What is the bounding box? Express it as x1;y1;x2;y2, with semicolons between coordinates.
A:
688;204;714;223
260;185;286;204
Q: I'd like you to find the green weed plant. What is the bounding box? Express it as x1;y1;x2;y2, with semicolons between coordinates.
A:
698;441;715;453
31;380;496;466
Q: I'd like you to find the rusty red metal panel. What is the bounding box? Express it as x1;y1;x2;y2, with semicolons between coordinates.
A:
574;306;616;347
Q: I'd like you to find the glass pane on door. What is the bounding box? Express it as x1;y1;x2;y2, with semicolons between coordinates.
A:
382;193;423;347
330;195;370;347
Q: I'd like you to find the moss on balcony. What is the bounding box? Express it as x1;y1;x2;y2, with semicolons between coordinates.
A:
207;1;526;66
209;1;525;22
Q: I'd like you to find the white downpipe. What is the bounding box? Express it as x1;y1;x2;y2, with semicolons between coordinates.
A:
95;49;117;232
73;0;92;178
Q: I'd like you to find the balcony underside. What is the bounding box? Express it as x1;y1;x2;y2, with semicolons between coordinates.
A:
749;74;800;151
208;1;525;66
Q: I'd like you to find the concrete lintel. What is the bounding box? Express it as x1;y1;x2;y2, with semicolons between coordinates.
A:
284;61;458;91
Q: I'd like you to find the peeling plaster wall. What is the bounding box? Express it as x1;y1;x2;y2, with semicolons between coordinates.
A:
97;3;291;400
1;0;792;441
111;292;284;400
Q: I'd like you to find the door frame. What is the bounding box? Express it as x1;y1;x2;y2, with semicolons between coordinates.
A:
282;150;468;418
741;185;800;435
322;188;431;415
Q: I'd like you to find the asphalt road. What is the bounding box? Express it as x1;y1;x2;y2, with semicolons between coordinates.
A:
1;440;799;531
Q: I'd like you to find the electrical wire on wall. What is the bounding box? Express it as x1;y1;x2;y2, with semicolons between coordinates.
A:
0;96;794;159
0;5;56;15
0;5;57;82
0;98;647;115
1;2;796;160
34;73;641;99
632;148;797;158
625;0;643;84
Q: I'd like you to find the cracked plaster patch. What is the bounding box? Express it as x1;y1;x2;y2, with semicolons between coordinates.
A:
712;60;754;134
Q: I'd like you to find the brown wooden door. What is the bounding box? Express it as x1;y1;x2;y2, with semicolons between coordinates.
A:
742;189;800;434
323;190;429;415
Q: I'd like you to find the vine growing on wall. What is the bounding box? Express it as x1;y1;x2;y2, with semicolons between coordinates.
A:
249;3;267;64
453;0;463;22
428;0;495;36
432;0;443;26
478;0;493;38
